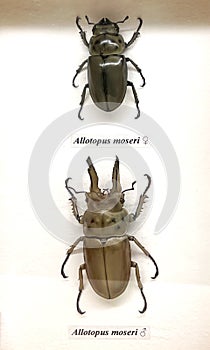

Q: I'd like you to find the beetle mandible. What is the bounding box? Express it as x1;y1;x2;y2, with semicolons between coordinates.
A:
61;156;159;314
73;16;146;120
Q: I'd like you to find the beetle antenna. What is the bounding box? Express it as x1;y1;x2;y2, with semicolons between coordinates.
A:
77;290;86;314
143;174;151;196
61;253;70;278
116;15;129;24
139;288;147;314
85;15;95;25
122;181;136;193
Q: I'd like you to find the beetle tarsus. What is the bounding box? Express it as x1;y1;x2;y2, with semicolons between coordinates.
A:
61;253;70;278
76;16;82;30
125;17;143;48
143;174;152;195
72;75;79;88
77;290;86;314
131;260;147;314
129;236;159;281
139;288;147;314
77;263;86;314
127;81;140;119
78;83;89;120
148;254;159;279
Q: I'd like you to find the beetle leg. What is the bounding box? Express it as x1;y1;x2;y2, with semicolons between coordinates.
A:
72;59;88;88
65;178;84;223
70;196;84;224
77;263;86;314
125;17;143;48
61;236;84;278
78;83;89;120
129;174;151;220
127;81;140;119
131;261;147;313
76;16;89;47
126;58;145;87
129;236;159;279
122;181;136;193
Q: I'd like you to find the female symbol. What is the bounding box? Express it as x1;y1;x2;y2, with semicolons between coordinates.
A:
143;136;148;144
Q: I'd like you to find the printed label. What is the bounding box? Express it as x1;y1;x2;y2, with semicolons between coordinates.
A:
69;326;150;339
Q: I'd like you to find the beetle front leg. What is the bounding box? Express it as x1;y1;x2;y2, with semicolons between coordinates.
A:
126;58;145;87
72;59;88;87
129;174;151;219
70;196;84;224
78;83;89;120
65;178;84;223
127;81;140;119
77;263;86;314
61;236;84;278
129;236;159;279
131;261;147;313
76;16;89;48
125;17;143;48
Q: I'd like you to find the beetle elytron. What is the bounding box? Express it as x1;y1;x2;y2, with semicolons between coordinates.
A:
73;16;146;119
61;157;159;314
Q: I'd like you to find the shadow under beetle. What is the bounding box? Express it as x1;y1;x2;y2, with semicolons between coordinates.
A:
61;156;159;314
73;16;146;119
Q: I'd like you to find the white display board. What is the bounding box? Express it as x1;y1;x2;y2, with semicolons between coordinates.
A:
0;1;210;349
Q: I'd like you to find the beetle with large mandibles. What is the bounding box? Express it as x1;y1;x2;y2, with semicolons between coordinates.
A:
61;157;159;314
73;16;146;119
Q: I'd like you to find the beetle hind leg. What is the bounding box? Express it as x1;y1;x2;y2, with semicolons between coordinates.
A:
127;81;140;119
129;236;159;280
131;261;147;313
77;263;86;314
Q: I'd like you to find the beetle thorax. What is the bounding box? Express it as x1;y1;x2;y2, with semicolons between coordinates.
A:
89;34;125;55
85;190;124;213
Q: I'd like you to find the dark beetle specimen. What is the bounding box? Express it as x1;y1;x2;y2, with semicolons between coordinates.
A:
73;16;146;119
61;157;159;314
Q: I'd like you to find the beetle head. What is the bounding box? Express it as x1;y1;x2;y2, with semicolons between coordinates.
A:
85;156;124;212
92;18;120;35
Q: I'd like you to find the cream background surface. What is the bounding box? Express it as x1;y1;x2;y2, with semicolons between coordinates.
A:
0;1;210;349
